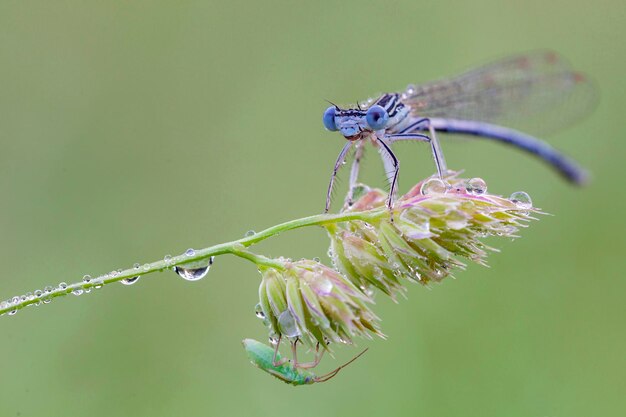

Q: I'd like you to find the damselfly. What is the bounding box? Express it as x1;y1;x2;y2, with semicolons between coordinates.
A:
322;50;597;212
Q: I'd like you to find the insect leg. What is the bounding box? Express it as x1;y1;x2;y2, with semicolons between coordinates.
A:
345;141;364;208
385;133;430;143
376;138;400;214
314;348;369;383
388;128;446;178
325;142;353;213
272;335;289;367
398;117;430;134
294;342;326;369
428;123;448;177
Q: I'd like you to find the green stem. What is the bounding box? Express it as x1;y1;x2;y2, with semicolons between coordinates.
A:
0;208;386;316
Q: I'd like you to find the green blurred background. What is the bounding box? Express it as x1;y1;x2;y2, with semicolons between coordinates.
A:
1;1;624;416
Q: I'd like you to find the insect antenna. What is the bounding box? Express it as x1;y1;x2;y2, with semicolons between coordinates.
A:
324;99;341;110
314;348;369;383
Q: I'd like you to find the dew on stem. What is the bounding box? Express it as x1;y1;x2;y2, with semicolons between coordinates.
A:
174;257;214;281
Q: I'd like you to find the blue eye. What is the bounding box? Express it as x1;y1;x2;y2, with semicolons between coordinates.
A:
365;105;389;130
322;106;338;131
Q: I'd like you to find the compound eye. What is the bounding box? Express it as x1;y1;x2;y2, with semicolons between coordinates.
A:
322;106;338;131
365;105;389;130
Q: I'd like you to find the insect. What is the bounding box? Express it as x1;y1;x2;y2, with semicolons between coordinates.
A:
242;338;368;385
322;50;597;212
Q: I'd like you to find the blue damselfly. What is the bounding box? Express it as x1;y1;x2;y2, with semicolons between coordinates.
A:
322;50;597;212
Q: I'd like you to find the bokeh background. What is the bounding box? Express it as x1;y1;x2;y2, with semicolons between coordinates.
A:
1;1;624;416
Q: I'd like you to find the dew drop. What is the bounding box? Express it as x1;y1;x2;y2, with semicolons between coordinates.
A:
315;278;333;296
268;332;280;345
360;285;374;298
465;177;487;195
83;275;91;283
175;257;213;281
254;303;266;319
34;290;43;298
8;309;17;316
133;263;141;270
245;230;255;237
163;255;173;265
72;288;84;296
185;248;195;257
58;282;67;290
404;84;417;96
313;257;321;263
510;191;532;209
420;178;448;195
121;276;140;286
278;310;301;338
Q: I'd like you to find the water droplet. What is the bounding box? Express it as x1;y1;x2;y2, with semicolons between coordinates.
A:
83;275;91;283
313;257;321;263
360;285;374;297
245;230;255;237
510;191;532;209
34;290;43;298
278;310;301;338
44;286;53;294
465;177;487;195
185;248;195;257
420;178;448;195
133;263;141;270
93;280;104;289
404;84;417;96
143;263;150;271
254;303;265;319
164;255;173;265
58;282;67;290
8;309;17;316
72;288;84;296
175;257;213;281
315;278;333;296
43;298;52;304
121;276;140;286
268;332;280;345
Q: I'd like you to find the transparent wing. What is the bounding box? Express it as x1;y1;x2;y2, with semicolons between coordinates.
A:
401;50;598;135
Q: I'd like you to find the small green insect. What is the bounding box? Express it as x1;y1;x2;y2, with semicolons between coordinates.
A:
242;338;367;385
